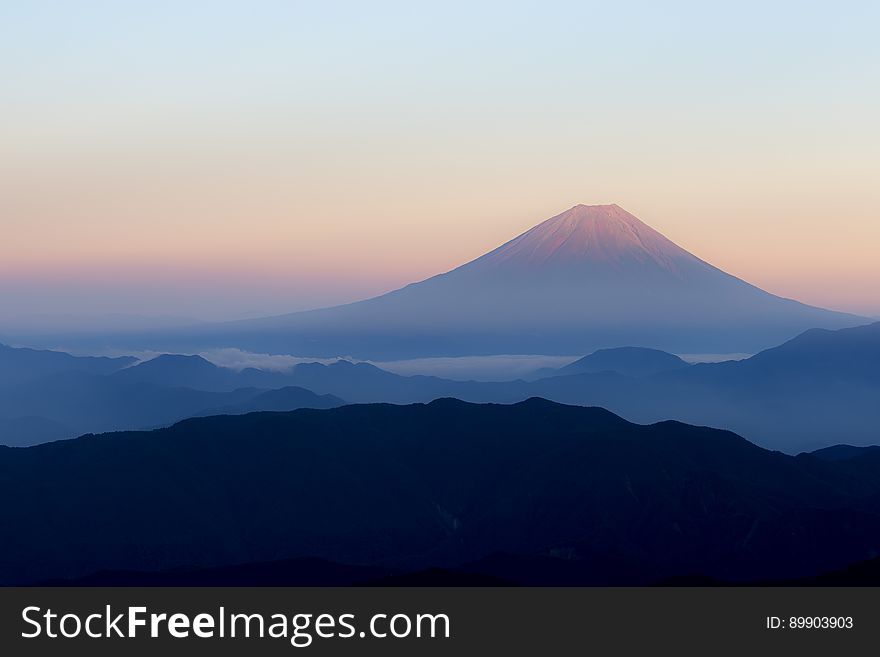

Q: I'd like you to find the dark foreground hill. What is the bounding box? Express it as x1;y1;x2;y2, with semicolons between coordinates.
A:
3;399;880;586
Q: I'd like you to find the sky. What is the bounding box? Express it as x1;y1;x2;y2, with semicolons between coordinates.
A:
1;0;878;325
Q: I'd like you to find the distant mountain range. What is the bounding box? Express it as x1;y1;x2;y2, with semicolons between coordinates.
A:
4;399;880;586
110;353;304;392
2;321;878;451
0;346;345;446
122;322;880;452
528;346;691;379
0;342;135;386
194;387;344;417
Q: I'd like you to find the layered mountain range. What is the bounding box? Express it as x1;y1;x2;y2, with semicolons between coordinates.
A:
0;205;877;587
2;321;878;452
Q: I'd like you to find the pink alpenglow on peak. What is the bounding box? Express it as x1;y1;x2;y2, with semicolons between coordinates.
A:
469;204;703;274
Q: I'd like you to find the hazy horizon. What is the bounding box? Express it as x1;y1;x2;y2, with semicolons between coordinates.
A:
2;2;879;324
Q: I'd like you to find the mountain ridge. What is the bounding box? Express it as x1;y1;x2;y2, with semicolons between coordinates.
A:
4;398;880;585
5;321;877;451
554;346;690;378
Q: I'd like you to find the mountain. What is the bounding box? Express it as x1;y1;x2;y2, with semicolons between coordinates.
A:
632;322;880;450
0;342;135;386
515;323;880;452
532;346;690;379
178;323;880;452
195;386;345;416
4;322;878;451
111;354;299;392
113;356;500;404
279;360;488;403
204;323;877;453
115;323;875;453
111;354;232;390
184;204;864;359
709;321;880;386
0;372;257;444
0;365;346;447
809;445;880;462
112;353;359;392
0;416;73;448
4;399;880;585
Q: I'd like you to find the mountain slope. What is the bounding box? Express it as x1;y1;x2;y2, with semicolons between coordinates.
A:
111;354;299;392
549;346;689;378
195;386;345;416
111;354;232;390
0;416;73;448
196;204;863;358
127;323;874;453
0;343;135;386
0;372;258;442
3;399;880;585
206;323;879;452
0;370;345;447
517;323;880;451
810;445;880;462
4;322;878;451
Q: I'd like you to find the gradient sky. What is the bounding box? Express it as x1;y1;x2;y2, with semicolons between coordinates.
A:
1;0;878;324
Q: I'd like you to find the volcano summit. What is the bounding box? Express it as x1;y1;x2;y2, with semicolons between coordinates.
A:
191;204;864;358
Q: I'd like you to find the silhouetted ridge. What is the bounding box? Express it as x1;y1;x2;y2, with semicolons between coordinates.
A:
4;399;880;585
554;346;689;378
196;386;345;416
0;343;135;386
809;445;880;462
